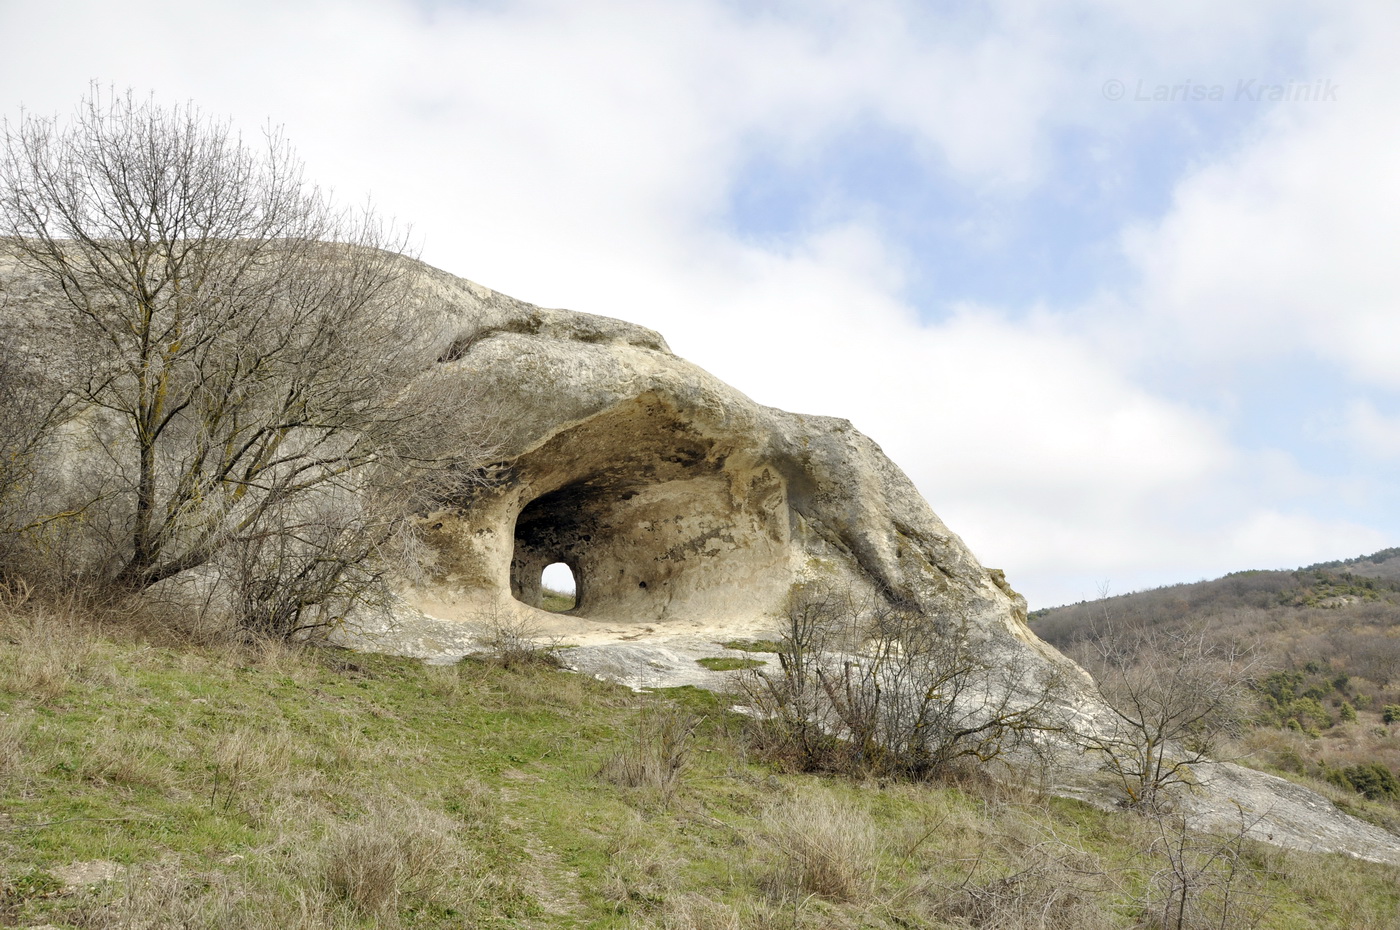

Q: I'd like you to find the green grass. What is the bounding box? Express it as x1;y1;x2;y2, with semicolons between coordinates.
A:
3;608;1400;928
695;656;766;671
540;586;575;612
719;638;782;653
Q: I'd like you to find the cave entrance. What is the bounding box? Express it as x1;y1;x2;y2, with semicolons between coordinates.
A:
541;562;576;612
504;394;793;623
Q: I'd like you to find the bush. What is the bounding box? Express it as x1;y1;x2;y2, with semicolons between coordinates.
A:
757;789;878;903
1076;623;1258;810
598;705;701;805
1328;763;1400;802
736;583;1064;783
1383;705;1400;724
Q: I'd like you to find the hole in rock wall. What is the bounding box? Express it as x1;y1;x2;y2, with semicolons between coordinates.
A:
541;562;576;612
503;395;794;624
508;470;791;623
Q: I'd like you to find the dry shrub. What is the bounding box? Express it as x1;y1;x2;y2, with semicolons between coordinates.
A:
1133;811;1274;930
0;604;105;702
930;818;1117;930
318;800;472;921
601;817;680;914
757;788;879;904
598;705;702;805
474;604;561;671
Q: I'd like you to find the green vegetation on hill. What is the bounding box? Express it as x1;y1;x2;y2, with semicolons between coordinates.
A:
4;600;1400;928
1032;547;1400;816
540;586;576;613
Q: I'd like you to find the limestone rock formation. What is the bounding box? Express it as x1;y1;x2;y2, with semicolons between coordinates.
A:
360;261;1400;866
5;247;1397;864
386;261;1076;684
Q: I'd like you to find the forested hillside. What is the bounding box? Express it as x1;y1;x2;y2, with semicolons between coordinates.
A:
1032;548;1400;806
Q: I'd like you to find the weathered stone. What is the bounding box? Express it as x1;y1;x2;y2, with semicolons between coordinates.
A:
6;252;1397;863
364;261;1400;865
388;261;1078;685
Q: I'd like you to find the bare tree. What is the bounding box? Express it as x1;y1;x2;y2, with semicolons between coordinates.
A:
740;583;1065;781
1073;620;1259;810
0;87;489;632
1138;806;1274;930
0;295;95;576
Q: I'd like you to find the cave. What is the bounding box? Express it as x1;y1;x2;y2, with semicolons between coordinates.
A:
502;395;795;624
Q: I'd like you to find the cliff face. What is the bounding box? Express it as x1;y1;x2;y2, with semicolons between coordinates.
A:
388;261;1076;682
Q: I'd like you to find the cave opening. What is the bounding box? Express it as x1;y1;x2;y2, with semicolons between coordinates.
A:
541;562;576;612
503;396;792;623
509;481;599;614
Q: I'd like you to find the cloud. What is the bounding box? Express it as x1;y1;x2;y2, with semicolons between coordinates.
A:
1346;400;1400;461
1122;2;1400;387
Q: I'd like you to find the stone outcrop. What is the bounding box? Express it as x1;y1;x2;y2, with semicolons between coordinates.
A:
367;261;1400;865
7;248;1396;864
393;261;1076;682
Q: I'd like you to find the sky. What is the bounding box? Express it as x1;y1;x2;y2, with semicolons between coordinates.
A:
2;0;1397;608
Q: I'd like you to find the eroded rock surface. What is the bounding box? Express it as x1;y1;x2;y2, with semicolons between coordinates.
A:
9;247;1391;864
337;261;1400;865
384;262;1075;678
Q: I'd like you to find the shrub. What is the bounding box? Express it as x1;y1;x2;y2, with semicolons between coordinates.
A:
736;583;1064;783
1077;623;1258;809
598;705;702;805
1383;704;1400;724
473;604;561;670
757;789;879;903
1327;762;1400;802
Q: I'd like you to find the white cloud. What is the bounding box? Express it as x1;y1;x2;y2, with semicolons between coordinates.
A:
1123;1;1400;387
1346;400;1400;461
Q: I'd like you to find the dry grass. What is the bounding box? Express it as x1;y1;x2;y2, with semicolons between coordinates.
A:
757;787;880;904
0;605;108;702
316;798;474;922
599;705;702;804
0;712;27;777
628;893;753;929
1271;847;1400;930
63;861;363;930
205;726;299;813
930;816;1119;930
5;592;1399;930
601;816;681;914
78;729;175;790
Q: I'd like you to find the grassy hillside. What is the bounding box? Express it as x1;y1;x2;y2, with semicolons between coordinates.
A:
1031;548;1400;812
3;599;1400;928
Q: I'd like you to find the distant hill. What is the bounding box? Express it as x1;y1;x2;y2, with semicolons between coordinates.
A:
1031;547;1400;795
1031;547;1400;660
1303;547;1400;582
